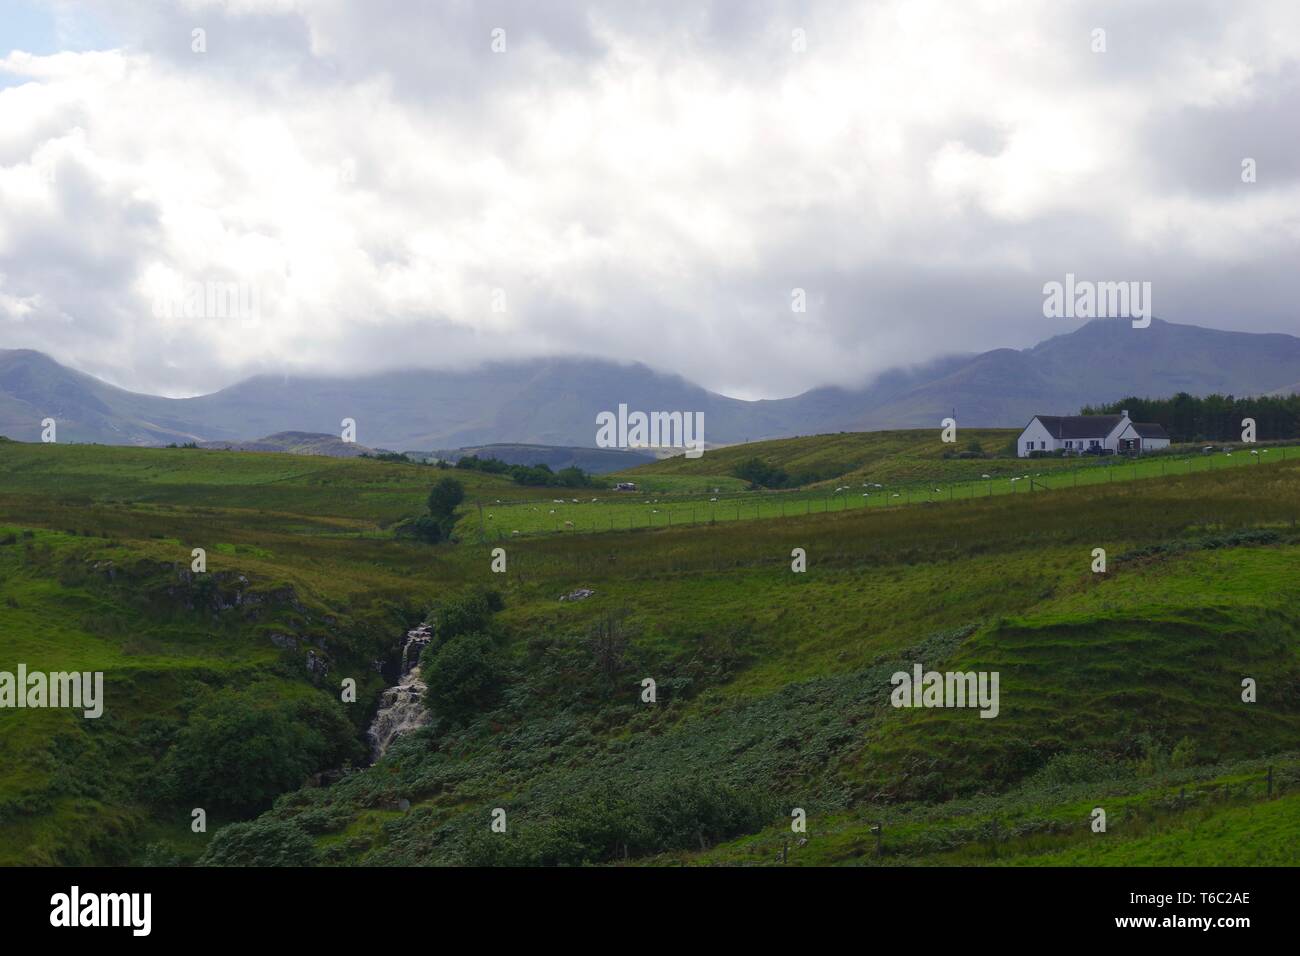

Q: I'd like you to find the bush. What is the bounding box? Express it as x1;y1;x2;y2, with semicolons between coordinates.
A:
422;631;505;723
1170;736;1198;769
159;689;361;815
428;588;503;646
407;515;445;543
459;781;777;865
199;818;320;866
732;457;789;489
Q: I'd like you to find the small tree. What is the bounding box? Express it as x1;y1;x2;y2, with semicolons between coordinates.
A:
414;477;465;541
427;477;465;520
422;631;505;723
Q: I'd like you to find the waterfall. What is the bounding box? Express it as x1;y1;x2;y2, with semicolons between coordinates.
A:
366;623;433;761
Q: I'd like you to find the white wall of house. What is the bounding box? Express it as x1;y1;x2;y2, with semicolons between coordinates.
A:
1113;421;1169;453
1017;418;1055;457
1102;412;1131;452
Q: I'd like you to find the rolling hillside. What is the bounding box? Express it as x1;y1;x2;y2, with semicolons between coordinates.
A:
1;435;1298;866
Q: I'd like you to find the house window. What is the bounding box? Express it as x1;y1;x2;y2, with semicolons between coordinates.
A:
1089;440;1099;448
1039;441;1046;450
1065;441;1073;449
1025;442;1033;452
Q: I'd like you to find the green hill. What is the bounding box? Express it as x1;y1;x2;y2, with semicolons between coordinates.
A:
1;435;1298;866
617;428;1023;489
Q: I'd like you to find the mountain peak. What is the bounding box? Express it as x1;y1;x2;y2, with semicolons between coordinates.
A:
3;318;1298;446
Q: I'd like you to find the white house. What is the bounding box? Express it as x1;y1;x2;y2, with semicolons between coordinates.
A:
1016;409;1170;458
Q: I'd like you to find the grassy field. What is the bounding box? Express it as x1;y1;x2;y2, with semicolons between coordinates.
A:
463;442;1297;538
1;435;1298;866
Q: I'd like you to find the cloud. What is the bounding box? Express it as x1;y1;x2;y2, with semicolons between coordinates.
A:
1;0;1299;398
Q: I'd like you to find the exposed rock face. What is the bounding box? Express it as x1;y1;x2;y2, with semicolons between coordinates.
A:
366;623;433;760
559;588;595;602
305;649;329;680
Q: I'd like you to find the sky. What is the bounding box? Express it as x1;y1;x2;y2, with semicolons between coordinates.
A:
1;0;1298;399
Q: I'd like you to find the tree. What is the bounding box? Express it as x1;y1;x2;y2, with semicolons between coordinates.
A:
422;631;505;722
412;477;466;541
427;477;465;520
159;689;360;814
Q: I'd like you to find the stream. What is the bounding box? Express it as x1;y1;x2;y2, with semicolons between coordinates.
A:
366;622;433;761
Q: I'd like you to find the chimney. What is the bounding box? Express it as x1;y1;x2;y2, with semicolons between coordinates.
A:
1121;409;1129;419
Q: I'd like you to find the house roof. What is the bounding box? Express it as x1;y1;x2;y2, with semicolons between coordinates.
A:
1126;421;1169;439
1031;415;1124;439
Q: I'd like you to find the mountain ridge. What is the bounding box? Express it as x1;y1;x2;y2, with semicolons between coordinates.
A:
2;318;1298;447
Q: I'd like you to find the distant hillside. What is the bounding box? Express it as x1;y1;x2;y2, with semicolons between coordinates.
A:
4;319;1300;447
428;443;655;474
848;320;1300;431
618;428;1021;487
0;348;222;446
199;431;379;458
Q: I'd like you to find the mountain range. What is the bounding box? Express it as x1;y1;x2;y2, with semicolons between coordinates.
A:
2;318;1298;449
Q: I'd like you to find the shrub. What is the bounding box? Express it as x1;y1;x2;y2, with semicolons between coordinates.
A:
422;631;505;723
159;689;361;814
1170;736;1198;769
459;780;777;865
427;588;503;646
732;457;790;489
199;818;320;866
